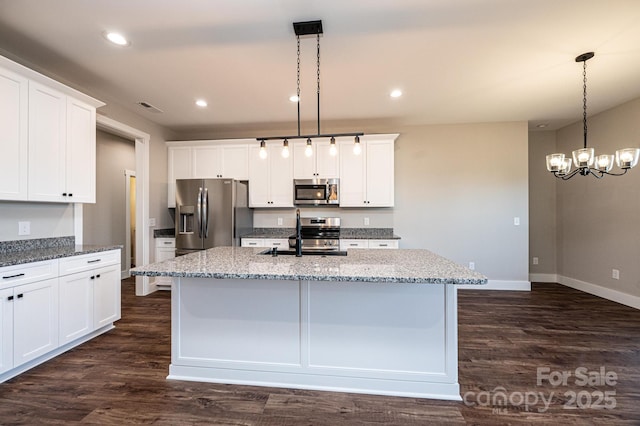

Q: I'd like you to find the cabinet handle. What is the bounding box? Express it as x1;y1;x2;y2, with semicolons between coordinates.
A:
2;273;25;279
7;295;14;301
96;274;101;279
164;241;172;245
378;244;388;247
62;192;67;196
17;293;23;299
273;242;281;246
68;193;73;197
349;243;358;247
87;259;101;264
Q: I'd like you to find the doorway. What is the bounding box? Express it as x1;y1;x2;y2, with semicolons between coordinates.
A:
125;170;136;274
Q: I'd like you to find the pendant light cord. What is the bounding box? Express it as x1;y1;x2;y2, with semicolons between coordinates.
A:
296;35;301;137
316;33;321;135
583;60;588;149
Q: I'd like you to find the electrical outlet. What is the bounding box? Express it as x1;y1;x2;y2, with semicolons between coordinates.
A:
514;217;520;226
18;221;31;236
533;257;539;265
364;217;370;226
148;218;156;227
612;269;620;280
469;262;475;270
277;217;283;226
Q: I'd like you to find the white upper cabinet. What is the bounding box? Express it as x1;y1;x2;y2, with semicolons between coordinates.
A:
0;55;102;204
0;66;28;200
339;135;397;207
167;146;193;208
248;142;294;207
292;139;338;179
167;140;250;208
192;144;249;180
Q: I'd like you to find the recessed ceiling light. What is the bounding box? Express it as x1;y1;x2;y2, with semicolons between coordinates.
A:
390;89;402;98
536;123;549;128
195;99;208;107
103;31;130;46
289;95;300;103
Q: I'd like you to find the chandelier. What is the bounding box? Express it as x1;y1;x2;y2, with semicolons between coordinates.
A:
545;52;639;179
257;20;363;159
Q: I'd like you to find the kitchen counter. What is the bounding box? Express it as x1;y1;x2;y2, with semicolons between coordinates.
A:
132;246;485;400
131;246;484;284
0;236;122;268
153;228;175;238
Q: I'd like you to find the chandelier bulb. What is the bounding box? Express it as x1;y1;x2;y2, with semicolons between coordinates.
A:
281;139;290;158
305;138;313;157
259;140;267;159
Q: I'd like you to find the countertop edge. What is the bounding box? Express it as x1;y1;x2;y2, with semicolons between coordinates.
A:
0;245;123;268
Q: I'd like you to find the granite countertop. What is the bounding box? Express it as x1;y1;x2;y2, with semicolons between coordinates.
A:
153;228;175;238
0;236;122;268
241;228;401;240
131;246;486;285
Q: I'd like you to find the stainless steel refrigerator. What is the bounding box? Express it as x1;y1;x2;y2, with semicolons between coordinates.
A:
175;179;252;256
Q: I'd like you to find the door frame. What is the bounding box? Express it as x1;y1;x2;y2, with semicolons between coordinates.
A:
90;115;151;296
124;169;136;279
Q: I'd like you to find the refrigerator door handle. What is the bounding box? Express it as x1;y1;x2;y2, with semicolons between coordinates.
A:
203;187;209;238
197;187;203;238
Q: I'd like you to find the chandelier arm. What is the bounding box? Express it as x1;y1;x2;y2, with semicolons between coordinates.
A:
599;168;629;177
587;168;605;179
553;168;581;180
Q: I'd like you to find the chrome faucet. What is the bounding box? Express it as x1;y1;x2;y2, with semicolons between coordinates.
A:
295;208;303;257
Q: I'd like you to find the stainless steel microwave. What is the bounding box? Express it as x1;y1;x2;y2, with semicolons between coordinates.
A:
294;179;339;206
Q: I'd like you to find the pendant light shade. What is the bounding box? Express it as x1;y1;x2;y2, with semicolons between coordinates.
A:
259;140;267;159
353;135;362;155
545;52;639;179
329;137;337;156
281;139;290;158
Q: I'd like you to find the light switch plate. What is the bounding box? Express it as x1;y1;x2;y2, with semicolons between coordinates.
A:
148;218;156;227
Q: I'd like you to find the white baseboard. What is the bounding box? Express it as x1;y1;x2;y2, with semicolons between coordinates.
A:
457;280;530;291
558;275;640;310
529;273;558;283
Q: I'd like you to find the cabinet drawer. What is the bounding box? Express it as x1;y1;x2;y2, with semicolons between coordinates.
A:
264;239;288;248
155;238;175;248
368;239;399;249
58;250;120;276
0;259;58;289
241;238;264;247
340;239;369;250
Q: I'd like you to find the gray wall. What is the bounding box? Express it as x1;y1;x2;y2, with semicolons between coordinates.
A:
83;130;135;269
528;131;557;275
0;202;74;241
555;97;640;297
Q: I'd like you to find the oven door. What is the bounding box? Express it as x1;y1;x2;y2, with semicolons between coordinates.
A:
294;183;329;205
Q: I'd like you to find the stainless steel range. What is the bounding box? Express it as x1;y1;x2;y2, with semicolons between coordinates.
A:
289;217;341;251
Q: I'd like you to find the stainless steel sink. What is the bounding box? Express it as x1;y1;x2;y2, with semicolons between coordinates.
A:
259;248;347;257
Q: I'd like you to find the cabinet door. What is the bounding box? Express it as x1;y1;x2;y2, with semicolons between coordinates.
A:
93;265;121;329
66;97;96;203
338;141;366;206
168;146;193;208
192;146;223;178
221;145;249;180
293;141;316;179
28;82;67;202
59;271;93;345
155;246;175;287
0;288;13;374
13;278;59;367
0;66;28;201
248;145;271;207
268;145;294;207
315;141;339;178
365;140;394;207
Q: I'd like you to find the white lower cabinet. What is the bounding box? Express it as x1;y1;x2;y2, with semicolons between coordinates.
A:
241;238;289;248
0;249;121;382
339;239;399;250
13;278;59;367
154;238;175;287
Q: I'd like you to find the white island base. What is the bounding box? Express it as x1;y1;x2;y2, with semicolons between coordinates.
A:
169;277;461;400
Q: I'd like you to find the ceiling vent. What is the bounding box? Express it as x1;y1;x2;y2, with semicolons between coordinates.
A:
137;101;163;113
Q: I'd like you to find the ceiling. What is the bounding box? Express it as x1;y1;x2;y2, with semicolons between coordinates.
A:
1;0;640;134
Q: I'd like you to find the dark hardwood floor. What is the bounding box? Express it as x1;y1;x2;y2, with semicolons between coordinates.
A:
1;279;639;425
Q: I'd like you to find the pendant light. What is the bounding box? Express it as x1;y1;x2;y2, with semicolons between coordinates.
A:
546;52;639;179
257;20;363;158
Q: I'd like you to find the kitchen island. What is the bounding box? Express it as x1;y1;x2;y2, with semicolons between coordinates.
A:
132;247;487;400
